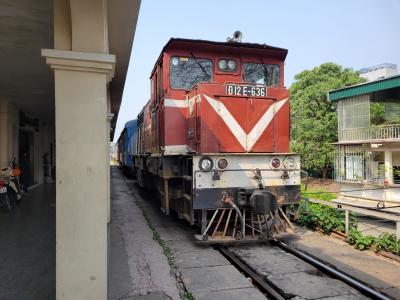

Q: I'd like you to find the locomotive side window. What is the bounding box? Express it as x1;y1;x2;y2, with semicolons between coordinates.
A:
169;56;213;90
154;73;158;102
150;78;154;98
243;63;280;86
158;64;163;97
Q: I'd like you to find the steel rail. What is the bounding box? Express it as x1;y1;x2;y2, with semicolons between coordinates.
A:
271;240;391;300
218;246;285;300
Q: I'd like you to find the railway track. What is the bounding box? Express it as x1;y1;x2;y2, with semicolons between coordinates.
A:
218;240;392;300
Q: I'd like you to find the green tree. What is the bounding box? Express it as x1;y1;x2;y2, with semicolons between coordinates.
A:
290;63;365;178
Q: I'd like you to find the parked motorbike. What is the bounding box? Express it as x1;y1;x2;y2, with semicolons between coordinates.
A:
0;158;23;212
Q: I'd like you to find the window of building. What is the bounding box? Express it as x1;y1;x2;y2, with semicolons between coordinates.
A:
345;154;365;181
337;95;370;131
370;98;400;125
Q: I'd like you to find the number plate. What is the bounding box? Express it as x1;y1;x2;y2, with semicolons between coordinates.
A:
0;187;6;193
226;84;267;97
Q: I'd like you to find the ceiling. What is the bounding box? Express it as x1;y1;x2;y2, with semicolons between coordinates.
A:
0;0;54;121
0;0;141;131
107;0;141;136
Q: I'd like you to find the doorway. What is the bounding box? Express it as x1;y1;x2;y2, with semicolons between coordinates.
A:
19;130;34;187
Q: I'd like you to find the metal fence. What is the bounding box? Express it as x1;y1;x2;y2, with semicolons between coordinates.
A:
339;124;400;142
334;146;373;182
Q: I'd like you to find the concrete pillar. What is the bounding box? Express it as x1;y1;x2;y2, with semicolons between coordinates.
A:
384;150;393;185
106;112;113;224
54;0;72;50
0;102;9;167
42;49;115;300
69;0;109;53
397;222;400;240
345;210;349;235
0;102;19;168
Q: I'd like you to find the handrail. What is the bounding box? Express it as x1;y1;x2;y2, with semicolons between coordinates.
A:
339;124;400;142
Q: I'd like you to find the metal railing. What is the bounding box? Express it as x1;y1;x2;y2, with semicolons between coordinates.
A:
339;124;400;142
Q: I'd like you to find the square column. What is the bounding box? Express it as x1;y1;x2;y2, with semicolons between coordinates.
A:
106;112;114;224
384;150;393;185
42;49;115;300
0;102;19;168
0;102;9;167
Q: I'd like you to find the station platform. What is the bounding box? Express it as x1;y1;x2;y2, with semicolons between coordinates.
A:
108;167;181;300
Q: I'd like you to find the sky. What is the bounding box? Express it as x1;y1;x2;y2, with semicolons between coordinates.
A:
113;0;400;142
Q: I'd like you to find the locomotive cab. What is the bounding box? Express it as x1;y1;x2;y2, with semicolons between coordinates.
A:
135;38;300;243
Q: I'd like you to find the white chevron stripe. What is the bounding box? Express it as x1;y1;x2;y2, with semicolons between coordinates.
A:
247;98;288;150
164;98;189;108
204;95;247;149
204;95;288;151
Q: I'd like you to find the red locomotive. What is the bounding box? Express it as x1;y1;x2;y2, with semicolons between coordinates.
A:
135;34;300;242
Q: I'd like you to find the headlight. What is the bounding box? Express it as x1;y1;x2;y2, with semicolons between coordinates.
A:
218;59;237;72
227;60;237;70
270;157;281;169
199;157;213;171
217;158;228;169
284;157;295;169
218;60;227;70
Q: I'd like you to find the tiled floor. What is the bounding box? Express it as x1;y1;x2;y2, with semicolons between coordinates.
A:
0;184;55;300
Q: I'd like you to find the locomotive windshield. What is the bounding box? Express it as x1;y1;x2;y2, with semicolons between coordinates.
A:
243;63;280;86
169;56;213;90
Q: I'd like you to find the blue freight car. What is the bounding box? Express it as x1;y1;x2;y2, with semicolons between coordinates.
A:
117;119;137;176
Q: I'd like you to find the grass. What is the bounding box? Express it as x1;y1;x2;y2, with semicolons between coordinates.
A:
136;200;176;268
153;230;176;268
301;183;337;201
301;190;337;201
184;291;195;300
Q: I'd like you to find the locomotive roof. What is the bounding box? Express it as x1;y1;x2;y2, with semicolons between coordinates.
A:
117;119;137;142
124;119;137;128
164;38;288;53
151;38;288;76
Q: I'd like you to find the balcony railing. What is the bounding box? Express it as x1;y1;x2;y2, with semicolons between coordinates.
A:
339;124;400;142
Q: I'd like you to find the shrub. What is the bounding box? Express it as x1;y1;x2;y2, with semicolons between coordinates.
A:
298;201;355;234
375;233;400;255
347;229;375;250
298;197;400;257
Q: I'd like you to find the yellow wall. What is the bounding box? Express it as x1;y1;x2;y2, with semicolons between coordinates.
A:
393;151;400;166
0;102;19;168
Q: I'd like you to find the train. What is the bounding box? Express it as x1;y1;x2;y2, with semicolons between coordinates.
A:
117;34;301;242
116;119;138;176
